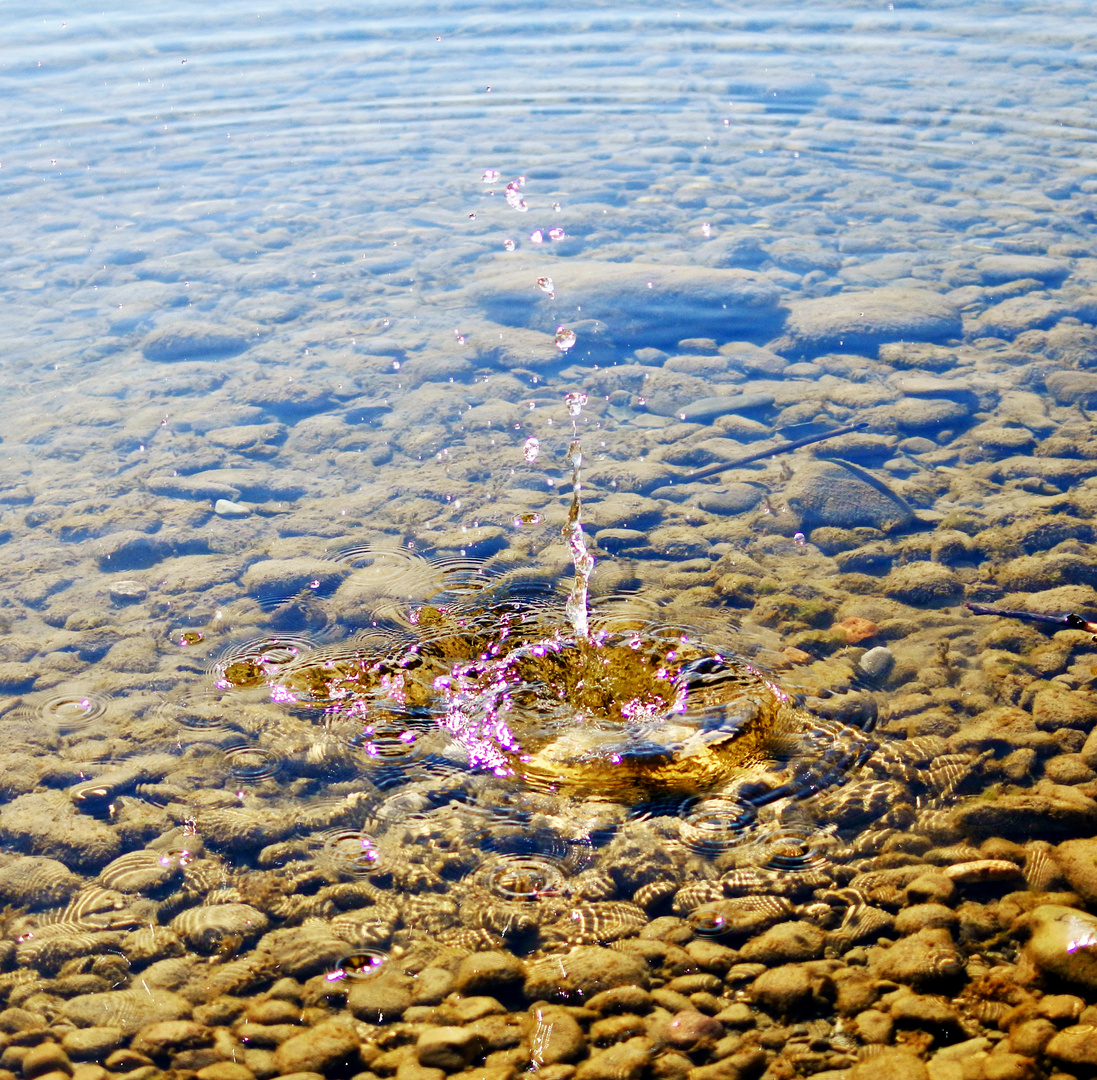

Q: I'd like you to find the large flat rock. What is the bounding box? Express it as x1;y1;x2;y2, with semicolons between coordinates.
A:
774;287;961;358
465;259;785;348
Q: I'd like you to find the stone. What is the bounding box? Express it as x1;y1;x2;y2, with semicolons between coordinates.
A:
867;928;963;989
0;856;84;907
130;1021;213;1062
22;1045;73;1079
748;964;830;1015
784;460;914;532
1031;685;1097;731
882;563;963;607
347;973;413;1023
1045;1024;1097;1067
524;947;649;1003
241;558;350;604
416;1027;487;1072
468;259;785;348
142;323;252;363
576;1041;650;1080
0;790;120;871
738;922;824;965
674;394;775;424
1020;905;1097;993
1053;838;1097;903
214;499;250;517
973;255;1069;286
62;990;193;1037
664;1010;724;1050
852;1009;892;1044
776;288;961;359
952;785;1097;842
455;953;526;997
887;397;971;434
849;1047;929;1080
169;904;269;953
696;484;764;515
1045;370;1097;407
273;1022;361;1077
686;1048;767;1080
524;1005;585;1066
95;530;172;572
61;1029;124;1063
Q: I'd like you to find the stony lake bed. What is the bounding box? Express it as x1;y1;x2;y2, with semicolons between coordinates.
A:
4;3;1097;1080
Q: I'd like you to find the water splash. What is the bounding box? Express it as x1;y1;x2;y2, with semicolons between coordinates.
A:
562;393;594;642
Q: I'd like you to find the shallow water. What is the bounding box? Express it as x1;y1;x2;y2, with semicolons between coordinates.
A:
3;0;1097;1073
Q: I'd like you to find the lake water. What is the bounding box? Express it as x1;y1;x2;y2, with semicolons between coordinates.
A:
2;0;1097;1073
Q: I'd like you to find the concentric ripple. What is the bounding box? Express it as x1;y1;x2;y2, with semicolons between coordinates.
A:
220;745;282;784
747;822;836;874
211;635;315;688
477;853;569;901
36;691;109;731
157;691;232;732
319;829;383;877
330;950;388;980
678;797;758;855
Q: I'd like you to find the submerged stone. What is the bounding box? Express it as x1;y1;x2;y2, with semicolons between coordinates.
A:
1021;905;1097;993
784;460;914;532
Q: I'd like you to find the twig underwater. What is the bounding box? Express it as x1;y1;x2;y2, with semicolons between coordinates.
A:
684;421;869;482
965;602;1097;635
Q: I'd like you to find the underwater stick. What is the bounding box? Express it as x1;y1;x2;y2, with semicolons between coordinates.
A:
686;421;869;481
964;602;1097;634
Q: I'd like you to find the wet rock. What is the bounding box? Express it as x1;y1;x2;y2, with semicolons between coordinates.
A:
576;1040;651;1080
1045;370;1097;407
1045;1024;1097;1068
893;904;958;937
972;255;1069;286
867;928;963;990
416;1027;487;1072
524;947;649;1003
687;1048;767;1080
61;1028;124;1063
241;558;349;604
975;296;1082;339
748;963;832;1016
784;460;914;532
274;1021;361;1076
850;1047;929;1080
882;562;962;607
776;288;961;359
1020;904;1097;992
131;1021;214;1063
195;806;298;853
0;855;84;908
1031;684;1097;731
0;789;120;871
664;1010;723;1050
455;952;525;998
1053;838;1097;903
674;393;774;424
738;922;824;966
23;1044;73;1079
696;484;764;515
252;925;349;979
951;784;1097;842
852;1009;892;1044
169;904;269;954
469;260;785;348
524;1005;585;1065
857;646;895;682
62;990;193;1037
95;530;172;572
214;499;250;517
887;397;971;434
143;323;252;363
347;971;413;1023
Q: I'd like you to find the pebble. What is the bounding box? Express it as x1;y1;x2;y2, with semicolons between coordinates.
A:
1045;1025;1097;1068
867;927;964;989
214;499;251;517
1020;904;1097;993
849;1047;930;1080
738;922;824;965
525;947;649;1003
142;323;251;363
416;1027;487;1072
784;460;914;532
22;1045;73;1080
0;789;121;871
273;1021;361;1076
524;1005;585;1066
455;952;526;998
347;972;413;1023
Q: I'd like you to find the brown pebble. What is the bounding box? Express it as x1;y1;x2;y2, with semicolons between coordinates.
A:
853;1009;892;1044
195;1064;256;1080
22;1045;73;1080
849;1046;929;1080
586;987;654;1016
1046;1024;1097;1067
274;1021;360;1077
664;1010;723;1051
942;860;1023;883
70;1067;109;1080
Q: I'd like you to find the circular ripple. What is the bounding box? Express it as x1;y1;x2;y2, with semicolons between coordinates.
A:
221;745;282;783
748;822;834;874
331;950;387;980
687;907;729;936
476;854;568;901
678;797;757;855
212;635;315;686
426;555;497;593
319;829;383;877
157;691;232;732
37;692;108;730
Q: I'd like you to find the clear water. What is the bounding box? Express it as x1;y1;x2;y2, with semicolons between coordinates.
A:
1;0;1097;1043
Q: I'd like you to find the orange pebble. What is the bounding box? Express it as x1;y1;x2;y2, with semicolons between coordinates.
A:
837;617;878;644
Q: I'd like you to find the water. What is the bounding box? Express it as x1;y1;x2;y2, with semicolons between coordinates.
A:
2;0;1097;1063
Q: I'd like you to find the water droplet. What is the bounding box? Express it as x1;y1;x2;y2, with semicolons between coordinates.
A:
468;212;476;220
503;239;516;251
38;693;108;730
552;202;561;212
530;230;544;244
564;391;587;417
555;327;577;352
548;228;565;241
523;436;541;463
537;276;555;298
482;169;500;183
701;222;713;238
794;532;806;546
505;189;527;212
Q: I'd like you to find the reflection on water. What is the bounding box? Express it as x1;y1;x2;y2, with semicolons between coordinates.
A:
2;0;1097;1073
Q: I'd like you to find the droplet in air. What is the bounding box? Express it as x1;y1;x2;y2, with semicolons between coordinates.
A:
503;238;516;251
537;276;555;298
794;532;806;546
523;436;540;463
505;188;527;211
530;230;544;244
554;327;577;352
468;212;476;219
482;169;500;183
548;227;565;240
564;391;587;417
701;222;712;237
552;202;561;212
